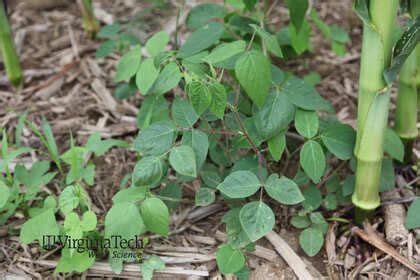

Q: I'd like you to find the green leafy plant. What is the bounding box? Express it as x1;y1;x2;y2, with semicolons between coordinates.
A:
108;1;356;275
4;0;417;278
0;0;23;88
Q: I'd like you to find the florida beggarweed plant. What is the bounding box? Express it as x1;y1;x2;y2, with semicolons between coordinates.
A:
0;0;23;88
352;0;419;223
109;0;358;275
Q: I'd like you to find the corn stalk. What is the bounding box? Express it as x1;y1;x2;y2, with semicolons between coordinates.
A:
394;0;419;163
353;0;399;223
77;0;99;38
0;0;22;88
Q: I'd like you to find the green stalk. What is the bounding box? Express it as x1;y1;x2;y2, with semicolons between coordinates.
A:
78;0;99;38
394;50;417;162
0;0;22;88
394;0;419;163
353;0;399;223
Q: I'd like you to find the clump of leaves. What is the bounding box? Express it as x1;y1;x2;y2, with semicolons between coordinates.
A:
108;0;358;276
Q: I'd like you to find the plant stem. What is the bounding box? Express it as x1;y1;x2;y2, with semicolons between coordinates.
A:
353;0;399;223
0;0;22;88
394;50;417;163
394;1;420;163
77;0;99;38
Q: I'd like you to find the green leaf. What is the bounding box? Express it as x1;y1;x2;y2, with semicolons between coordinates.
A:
132;156;163;186
137;95;169;129
59;185;80;215
243;0;257;10
353;0;370;25
115;45;142;82
20;209;59;246
97;23;120;38
186;3;226;30
15;161;55;198
320;123;356;160
379;159;395;192
342;175;355;197
159;183;182;209
41;118;60;164
217;171;260;198
136;58;159;95
289;19;311;54
300;140;326;183
253;90;295;139
264;174;304;205
149;62;181;95
96;40;116;58
186;81;212;115
81;210;97;231
145;31;169;57
0;181;9;208
141;197;169;236
133;121;175;156
280;74;332;111
216;244;246;275
195;187;215;206
231;155;266;179
384;17;420;84
405;198;420;230
299;227;324;257
208;82;227;118
302;185;322;211
333;41;346;56
86;132;128;157
204;40;246;64
169;146;197;177
60;145;88;184
55;249;95;273
268;132;286;161
201;164;222;189
330;25;350;43
384;128;405;162
310;212;328;234
105;202;145;273
181;130;209;169
250;24;283;57
291;215;311;229
222;208;252;247
141;255;166;280
114;82;137;100
112;186;147;204
172;97;198;128
178;22;225;58
286;0;308;31
235;51;272;107
294;109;319;138
324;193;338;210
303;71;321;86
239;201;275;242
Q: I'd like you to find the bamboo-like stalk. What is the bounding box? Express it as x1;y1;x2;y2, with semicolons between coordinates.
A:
0;0;22;88
394;50;417;162
77;0;99;38
393;0;419;163
353;0;399;222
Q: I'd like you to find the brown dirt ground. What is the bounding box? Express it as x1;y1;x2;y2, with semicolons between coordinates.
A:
0;0;419;279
